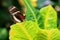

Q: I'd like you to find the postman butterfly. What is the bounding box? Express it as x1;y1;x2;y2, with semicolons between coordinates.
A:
8;5;25;22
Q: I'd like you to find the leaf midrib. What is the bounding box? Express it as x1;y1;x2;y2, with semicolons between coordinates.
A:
44;6;51;29
18;23;33;40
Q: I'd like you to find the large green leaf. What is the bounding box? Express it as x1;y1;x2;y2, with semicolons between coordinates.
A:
35;29;60;40
39;5;57;29
22;0;40;23
9;21;40;40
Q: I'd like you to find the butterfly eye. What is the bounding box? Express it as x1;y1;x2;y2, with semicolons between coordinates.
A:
8;5;25;22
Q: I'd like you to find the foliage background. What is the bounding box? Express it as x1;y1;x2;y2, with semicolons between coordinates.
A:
0;0;60;40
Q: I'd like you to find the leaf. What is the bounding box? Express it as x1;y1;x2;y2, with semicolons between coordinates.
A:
35;29;60;40
9;21;40;40
39;5;57;29
22;0;40;22
22;0;42;29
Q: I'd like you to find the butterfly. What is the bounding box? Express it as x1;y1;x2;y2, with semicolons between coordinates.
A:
8;5;25;22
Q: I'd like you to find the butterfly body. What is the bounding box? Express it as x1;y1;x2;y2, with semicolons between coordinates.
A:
9;5;25;22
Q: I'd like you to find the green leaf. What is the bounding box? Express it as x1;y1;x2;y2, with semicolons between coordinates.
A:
22;0;42;29
35;29;60;40
39;5;57;29
22;0;40;22
9;21;40;40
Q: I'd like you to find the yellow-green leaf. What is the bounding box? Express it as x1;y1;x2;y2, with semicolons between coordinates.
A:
35;29;60;40
9;21;40;40
39;5;57;29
